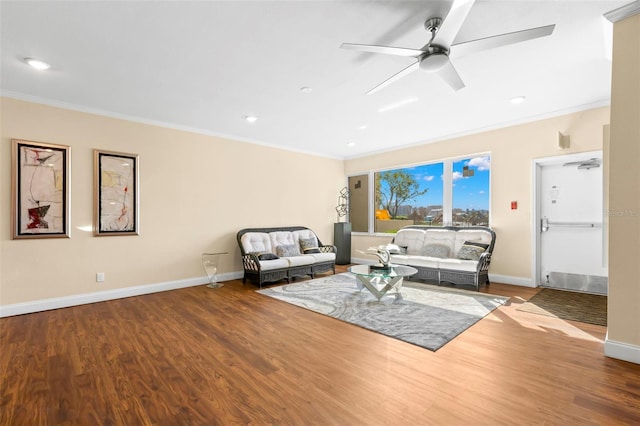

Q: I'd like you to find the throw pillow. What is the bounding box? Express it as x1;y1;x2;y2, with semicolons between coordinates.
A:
303;248;321;254
421;244;450;258
457;243;486;261
276;244;300;257
463;240;489;250
299;237;319;252
258;252;279;261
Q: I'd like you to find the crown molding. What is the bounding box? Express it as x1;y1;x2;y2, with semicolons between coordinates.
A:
604;0;640;23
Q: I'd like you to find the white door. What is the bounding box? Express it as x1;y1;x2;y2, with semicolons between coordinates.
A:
536;152;607;294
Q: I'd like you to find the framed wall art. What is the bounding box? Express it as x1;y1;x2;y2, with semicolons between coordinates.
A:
94;149;139;236
11;139;71;239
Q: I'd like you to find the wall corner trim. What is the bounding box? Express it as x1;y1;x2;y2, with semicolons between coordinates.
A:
0;271;244;318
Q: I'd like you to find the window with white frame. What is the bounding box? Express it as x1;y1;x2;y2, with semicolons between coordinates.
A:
349;154;490;233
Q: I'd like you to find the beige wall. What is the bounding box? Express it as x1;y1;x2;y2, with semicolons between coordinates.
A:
1;97;344;305
607;13;640;350
345;107;611;282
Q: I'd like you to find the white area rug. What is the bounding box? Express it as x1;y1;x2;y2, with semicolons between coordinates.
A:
257;273;509;351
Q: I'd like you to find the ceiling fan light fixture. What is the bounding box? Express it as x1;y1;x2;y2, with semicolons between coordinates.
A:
24;57;51;70
419;53;449;73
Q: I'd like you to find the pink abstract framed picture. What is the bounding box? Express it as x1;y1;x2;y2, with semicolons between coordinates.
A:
11;139;71;239
94;149;139;236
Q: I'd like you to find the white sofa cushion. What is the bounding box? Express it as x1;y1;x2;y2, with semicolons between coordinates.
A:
307;252;336;263
452;230;492;257
284;255;315;267
438;258;479;272
393;228;426;255
269;231;298;250
259;258;290;270
406;255;440;269
241;232;273;254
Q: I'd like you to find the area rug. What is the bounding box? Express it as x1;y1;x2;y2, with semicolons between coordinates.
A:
257;273;509;351
517;288;607;326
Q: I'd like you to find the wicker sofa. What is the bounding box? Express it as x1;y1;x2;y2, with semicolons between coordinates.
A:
237;226;336;287
389;225;496;290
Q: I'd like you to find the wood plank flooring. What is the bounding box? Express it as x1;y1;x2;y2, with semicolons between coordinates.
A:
2;266;640;425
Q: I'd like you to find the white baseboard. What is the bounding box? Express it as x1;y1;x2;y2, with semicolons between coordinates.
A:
605;333;640;365
488;274;535;287
351;258;535;288
0;271;244;318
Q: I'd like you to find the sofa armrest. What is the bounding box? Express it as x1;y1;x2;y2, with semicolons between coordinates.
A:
242;253;262;272
319;244;337;254
477;252;492;272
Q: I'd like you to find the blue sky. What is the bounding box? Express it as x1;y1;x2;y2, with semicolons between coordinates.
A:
384;156;490;211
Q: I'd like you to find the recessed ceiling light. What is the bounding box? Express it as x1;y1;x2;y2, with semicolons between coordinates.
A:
300;86;313;93
359;125;368;130
510;96;526;104
244;115;258;123
347;142;356;147
24;57;51;70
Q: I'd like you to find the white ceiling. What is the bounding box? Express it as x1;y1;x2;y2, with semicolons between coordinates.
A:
0;1;627;159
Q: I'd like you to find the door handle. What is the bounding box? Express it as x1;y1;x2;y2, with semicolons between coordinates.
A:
541;217;549;233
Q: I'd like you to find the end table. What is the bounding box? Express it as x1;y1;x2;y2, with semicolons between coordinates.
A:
201;252;228;288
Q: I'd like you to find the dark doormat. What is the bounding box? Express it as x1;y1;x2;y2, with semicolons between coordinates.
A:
517;288;607;326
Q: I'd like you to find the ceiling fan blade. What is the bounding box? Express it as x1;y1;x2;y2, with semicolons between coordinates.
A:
367;61;420;95
437;58;465;91
340;43;423;57
451;24;556;57
432;0;476;48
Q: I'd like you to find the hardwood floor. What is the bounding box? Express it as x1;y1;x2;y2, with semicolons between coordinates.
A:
2;266;639;425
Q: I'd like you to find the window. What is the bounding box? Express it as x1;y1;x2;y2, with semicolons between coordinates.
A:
452;157;490;226
349;154;490;233
374;163;444;233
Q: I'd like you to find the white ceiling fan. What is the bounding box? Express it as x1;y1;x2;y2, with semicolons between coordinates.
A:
341;0;555;94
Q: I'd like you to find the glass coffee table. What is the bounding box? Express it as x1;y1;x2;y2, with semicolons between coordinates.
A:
348;264;418;301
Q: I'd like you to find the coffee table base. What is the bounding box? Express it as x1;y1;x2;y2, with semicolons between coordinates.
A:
355;275;404;301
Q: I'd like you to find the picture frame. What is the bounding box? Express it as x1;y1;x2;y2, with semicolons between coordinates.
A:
11;139;71;239
94;149;139;236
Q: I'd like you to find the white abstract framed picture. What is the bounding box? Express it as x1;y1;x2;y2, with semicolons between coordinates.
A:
94;149;139;236
12;139;71;239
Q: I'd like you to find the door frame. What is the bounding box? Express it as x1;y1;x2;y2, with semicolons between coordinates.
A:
530;150;603;287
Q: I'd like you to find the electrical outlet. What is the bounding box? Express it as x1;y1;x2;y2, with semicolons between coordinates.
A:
96;272;105;283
